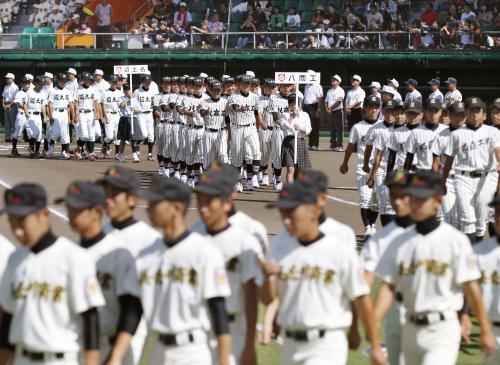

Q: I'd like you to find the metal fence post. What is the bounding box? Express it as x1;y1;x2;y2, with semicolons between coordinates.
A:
94;33;97;49
29;33;32;49
253;33;256;49
286;33;289;49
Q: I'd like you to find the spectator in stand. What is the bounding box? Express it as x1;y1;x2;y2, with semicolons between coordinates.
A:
367;4;383;30
165;23;188;48
448;3;460;22
255;0;272;28
257;33;273;48
460;20;474;46
208;13;225;44
386;21;405;49
190;0;203;13
217;3;229;24
461;3;476;23
142;18;161;47
153;0;167;20
95;0;112;33
479;32;495;48
311;5;324;28
47;7;64;29
380;0;398;22
73;3;88;23
302;30;319;48
67;14;82;33
495;12;500;27
173;2;192;30
440;22;461;48
191;20;216;48
365;0;379;15
285;7;301;30
478;4;494;25
269;6;285;31
80;21;92;34
397;13;409;30
344;5;358;29
421;3;438;24
235;14;257;49
30;4;46;27
321;19;334;46
326;4;341;28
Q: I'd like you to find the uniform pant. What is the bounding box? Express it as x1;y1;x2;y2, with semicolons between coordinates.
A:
51;110;70;144
13;348;78;365
281;329;348;365
137;112;155;142
230;124;261;167
402;319;460;365
454;173;496;236
303;103;319;148
356;172;378;210
385;301;406;365
438;176;458;228
203;129;227;169
485;325;500;365
3;106;17;140
186;126;204;165
374;172;394;215
271;127;284;170
129;318;148;365
259;128;273;168
155;121;167;156
347;108;362;131
170;123;182;161
13;110;27;139
25;114;43;142
75;111;95;141
149;330;211;365
104;112;121;145
328;109;344;148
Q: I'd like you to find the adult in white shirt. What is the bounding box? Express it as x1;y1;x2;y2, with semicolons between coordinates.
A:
95;0;112;47
443;77;462;106
303;69;323;150
324;74;345;151
344;74;365;130
387;78;402;102
47;7;64;28
2;72;18;142
404;78;422;103
427;78;444;103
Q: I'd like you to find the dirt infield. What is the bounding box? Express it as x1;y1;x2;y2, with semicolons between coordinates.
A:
0;140;364;245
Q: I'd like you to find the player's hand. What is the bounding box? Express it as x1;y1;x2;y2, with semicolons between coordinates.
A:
239;345;257;365
347;325;361;350
362;164;370;174
340;163;348;174
262;259;280;277
459;313;472;344
480;327;496;357
370;345;387;365
367;177;375;189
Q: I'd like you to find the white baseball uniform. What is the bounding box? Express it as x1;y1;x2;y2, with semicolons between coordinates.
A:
404;90;422;103
405;123;447;170
376;222;480;365
258;94;275;170
182;94;206;166
48;86;72;144
428;90;444;104
123;232;231;365
12;89;28;140
76;85;99;142
0;236;105;365
24;89;48;142
0;234;14;281
445;124;500;236
172;93;188;163
202;96;228;168
269;94;289;171
387;124;418;170
133;86;155;143
153;92;169;159
101;88;124;146
444;90;462;105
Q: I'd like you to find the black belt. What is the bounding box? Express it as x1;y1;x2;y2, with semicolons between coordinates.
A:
235;123;255;127
207;128;224;132
285;329;326;342
108;111;118;114
267;125;278;131
22;349;65;361
190;125;204;129
79;109;92;113
29;111;40;115
158;332;195;346
458;170;489;178
395;292;403;303
141;111;152;114
54;108;67;112
18;110;25;115
409;312;448;326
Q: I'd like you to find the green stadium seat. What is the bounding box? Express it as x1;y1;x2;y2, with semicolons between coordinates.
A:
20;27;38;49
272;0;283;9
37;27;56;49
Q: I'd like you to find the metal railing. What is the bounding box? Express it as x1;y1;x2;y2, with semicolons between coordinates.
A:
1;30;499;51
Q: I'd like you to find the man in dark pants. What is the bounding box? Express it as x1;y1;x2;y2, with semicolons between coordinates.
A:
303;70;323;151
345;74;366;131
324;74;345;151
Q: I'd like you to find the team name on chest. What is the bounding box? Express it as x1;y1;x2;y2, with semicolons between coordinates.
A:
139;266;198;286
461;137;491;153
11;281;66;302
79;93;96;100
399;259;450;277
97;271;114;290
29;97;45;105
279;264;336;284
53;93;70;101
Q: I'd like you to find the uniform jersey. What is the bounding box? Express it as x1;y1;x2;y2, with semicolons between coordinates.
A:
24;89;48;112
431;126;462;175
103;220;161;259
153;92;171;121
270;93;290;122
444;90;462;105
259;95;274;127
174;93;187;124
202;97;228;129
204;225;263;314
0;237;105;352
376;222;480;314
227;92;259;126
0;234;14;282
94;80;111;95
48;87;73;109
345;88;365;109
445;124;500;172
182;94;206;127
77;85;99;110
64;79;79;101
428;90;444;104
267;234;369;330
387;124;415;169
123;232;231;334
101;88;124;114
349;120;378;174
405;123;447;170
473;238;500;322
13;89;27;108
366;121;394;172
404;89;422;103
133;87;155;112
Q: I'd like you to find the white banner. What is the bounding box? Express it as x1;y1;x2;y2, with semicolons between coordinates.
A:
113;65;149;75
274;72;321;85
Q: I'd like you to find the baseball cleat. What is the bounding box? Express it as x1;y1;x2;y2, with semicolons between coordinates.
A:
180;174;188;184
132;152;140;163
275;181;283;192
158;166;166;176
119;154;126;163
10;148;20;157
261;174;270;186
246;179;254;191
60;151;70;160
147;153;155;161
236;182;244;193
252;175;260;188
88;153;97;161
115;153;120;160
174;171;181;180
257;171;263;183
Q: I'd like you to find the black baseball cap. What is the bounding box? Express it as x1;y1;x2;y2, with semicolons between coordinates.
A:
222;77;234;84
385;170;410;187
55;181;105;209
171;76;179;83
122;83;131;91
405;101;422;113
178;76;186;83
383;100;396;110
364;95;381;107
195;169;234;198
425;98;443;110
296;169;328;193
264;79;276;87
402;170;443;198
267;181;318;209
210;81;222;90
448;101;465;114
97;165;140;194
1;183;47;217
140;176;191;207
465;97;486;110
161;76;171;84
288;93;298;103
81;72;93;80
141;75;152;82
251;78;260;85
394;100;406;110
108;74;119;83
34;76;44;85
193;77;204;86
55;73;67;82
427;78;440;86
405;79;418;86
186;77;195;85
240;75;252;84
490;98;500;111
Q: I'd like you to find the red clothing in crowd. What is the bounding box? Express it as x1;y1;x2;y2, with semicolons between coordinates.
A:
420;10;438;24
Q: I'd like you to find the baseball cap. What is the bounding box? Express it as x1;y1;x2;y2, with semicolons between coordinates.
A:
98;165;140;194
394;100;406;110
44;72;54;79
210;81;222;89
465;97;486;110
246;71;255;77
161;76;171;83
296;169;328;193
240;75;252;84
108;74;119;83
193;77;204;86
351;74;361;82
331;74;341;83
405;79;418;86
402;170;443;198
199;72;208;78
55;181;105;209
444;77;457;84
1;183;47;217
405;101;422;113
424;98;443;110
251;78;260;85
186;77;195;85
24;73;34;81
369;81;381;89
195;169;234;198
94;69;104;76
448;101;465;114
122;83;131;90
385;170;410;187
222;77;235;84
288;93;298;103
427;78;440;86
179;1;187;6
491;98;500;110
267;181;318;209
364;95;381;107
141;75;152;82
66;68;77;75
55;73;67;82
264;79;276;87
383;100;396;110
81;72;93;80
171;76;179;83
4;72;14;79
21;77;31;84
387;78;399;88
380;85;395;95
140;176;191;207
34;76;44;85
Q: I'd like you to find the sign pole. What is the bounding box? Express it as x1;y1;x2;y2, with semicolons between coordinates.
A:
294;83;298;166
129;73;134;135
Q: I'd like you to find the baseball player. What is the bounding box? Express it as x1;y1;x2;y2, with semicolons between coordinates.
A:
23;76;48;159
403;79;422;103
195;165;263;364
403;98;446;171
117;84;141;163
375;170;495;365
124;177;232;365
227;75;265;191
64;68;79;135
133;75;156;161
262;181;386;365
427;79;444;103
201;81;229;170
474;193;500;365
57;180;142;365
387;78;402;102
340;95;381;239
0;183;105;365
443;77;462;105
172;76;189;182
99;165;161;365
101;75;124;159
361;170;413;365
163;77;180;177
75;72;101;161
0;232;14;288
257;79;277;186
153;77;172;176
364;100;397;226
47;73;73;160
431;101;466;228
486;98;500;237
10;77;30;157
442;97;500;243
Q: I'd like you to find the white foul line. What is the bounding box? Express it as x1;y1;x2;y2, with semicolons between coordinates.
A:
327;195;358;207
0;178;69;221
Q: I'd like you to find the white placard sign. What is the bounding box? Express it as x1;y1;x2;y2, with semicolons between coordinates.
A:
113;64;149;75
274;72;321;85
